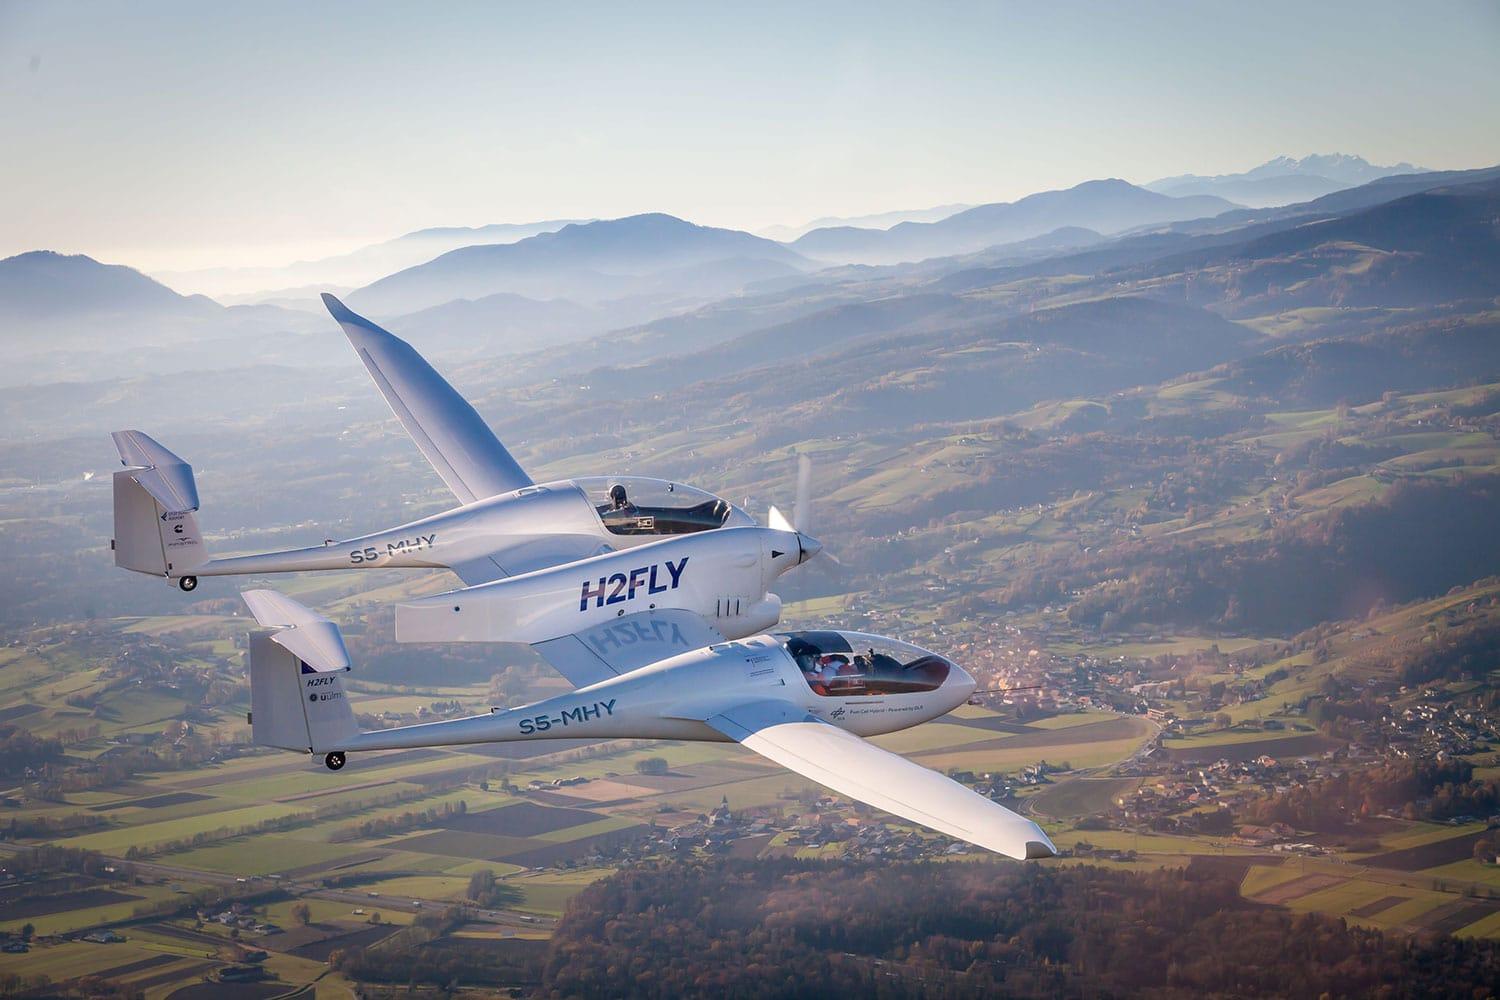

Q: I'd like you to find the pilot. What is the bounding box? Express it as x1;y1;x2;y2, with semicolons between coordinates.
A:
818;654;849;684
798;656;828;696
609;483;630;510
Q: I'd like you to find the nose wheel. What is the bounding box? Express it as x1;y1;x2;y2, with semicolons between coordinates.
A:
178;576;198;592
324;751;346;771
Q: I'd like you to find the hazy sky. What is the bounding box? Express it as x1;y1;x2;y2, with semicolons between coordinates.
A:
3;0;1498;271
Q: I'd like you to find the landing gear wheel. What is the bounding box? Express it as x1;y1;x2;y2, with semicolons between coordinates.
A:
178;576;198;593
324;752;346;771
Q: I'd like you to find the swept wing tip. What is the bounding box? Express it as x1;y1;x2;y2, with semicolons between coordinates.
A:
1024;839;1057;860
320;291;352;319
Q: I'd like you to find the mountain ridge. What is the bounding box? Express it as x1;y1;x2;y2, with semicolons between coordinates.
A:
791;180;1238;265
1147;153;1428;207
346;213;812;316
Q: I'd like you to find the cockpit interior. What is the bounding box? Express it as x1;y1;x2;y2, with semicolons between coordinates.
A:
781;631;953;697
578;477;740;537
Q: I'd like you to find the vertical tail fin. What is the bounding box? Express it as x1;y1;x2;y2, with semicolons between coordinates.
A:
110;430;208;579
243;590;358;754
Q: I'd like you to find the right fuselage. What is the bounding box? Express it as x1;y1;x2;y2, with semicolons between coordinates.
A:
337;631;976;754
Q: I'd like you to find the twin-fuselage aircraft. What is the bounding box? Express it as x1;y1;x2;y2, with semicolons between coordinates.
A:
112;294;1056;861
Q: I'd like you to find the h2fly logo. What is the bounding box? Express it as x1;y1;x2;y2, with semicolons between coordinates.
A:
518;699;617;735
305;675;343;703
350;533;437;565
579;557;688;612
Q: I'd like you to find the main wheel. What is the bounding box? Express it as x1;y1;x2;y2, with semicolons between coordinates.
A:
178;576;198;593
324;751;346;771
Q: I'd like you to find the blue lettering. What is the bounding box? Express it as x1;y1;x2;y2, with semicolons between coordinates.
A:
605;572;629;605
665;556;688;588
580;577;607;611
627;566;648;600
648;564;668;595
601;698;616;716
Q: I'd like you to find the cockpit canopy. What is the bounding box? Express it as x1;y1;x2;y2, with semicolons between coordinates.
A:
576;476;748;537
779;630;954;698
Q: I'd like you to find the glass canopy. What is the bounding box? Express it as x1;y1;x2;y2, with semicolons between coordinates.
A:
779;631;953;698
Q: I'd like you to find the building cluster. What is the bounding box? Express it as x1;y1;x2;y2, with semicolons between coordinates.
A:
199;904;282;936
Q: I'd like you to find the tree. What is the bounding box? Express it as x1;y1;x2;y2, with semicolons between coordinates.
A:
1214;712;1233;730
290;901;312;927
635;757;669;776
467;868;522;908
19;924;33;942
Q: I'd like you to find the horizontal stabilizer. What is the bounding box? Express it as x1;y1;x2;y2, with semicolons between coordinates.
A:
241;590;350;672
112;430;199;513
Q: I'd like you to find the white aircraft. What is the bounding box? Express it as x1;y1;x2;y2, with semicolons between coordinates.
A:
243;589;1057;861
112;294;822;640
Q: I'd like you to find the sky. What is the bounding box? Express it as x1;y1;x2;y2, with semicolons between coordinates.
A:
2;0;1498;272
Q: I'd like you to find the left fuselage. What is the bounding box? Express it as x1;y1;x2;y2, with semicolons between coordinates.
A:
191;476;754;579
393;522;812;645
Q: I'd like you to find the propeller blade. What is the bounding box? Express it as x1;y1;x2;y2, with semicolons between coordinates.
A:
767;505;795;533
793;453;813;534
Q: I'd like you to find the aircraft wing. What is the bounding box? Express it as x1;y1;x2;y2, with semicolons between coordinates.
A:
531;609;724;689
703;701;1057;860
321;293;532;505
448;535;615;587
448;556;510;587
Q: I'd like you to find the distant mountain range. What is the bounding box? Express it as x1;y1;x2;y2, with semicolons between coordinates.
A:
346;213;811;317
1138;174;1500;314
758;203;974;242
151;218;590;300
8;157;1494;395
0;251;337;385
789;180;1239;265
1146;153;1427;208
1;250;219;327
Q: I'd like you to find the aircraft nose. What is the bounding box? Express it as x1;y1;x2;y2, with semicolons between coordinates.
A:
951;662;977;701
797;532;822;564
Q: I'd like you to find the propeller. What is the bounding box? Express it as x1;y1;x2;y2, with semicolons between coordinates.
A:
793;453;813;538
768;454;837;566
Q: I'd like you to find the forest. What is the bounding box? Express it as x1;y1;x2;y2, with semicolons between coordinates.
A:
1001;473;1500;633
537;859;1500;998
1240;758;1499;830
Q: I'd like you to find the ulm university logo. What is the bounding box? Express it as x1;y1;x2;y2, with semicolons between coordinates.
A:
579;557;689;612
